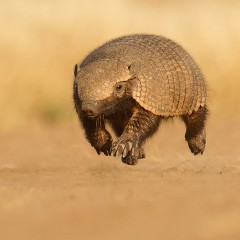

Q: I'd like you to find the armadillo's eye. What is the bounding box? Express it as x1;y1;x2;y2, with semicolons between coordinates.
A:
116;85;122;91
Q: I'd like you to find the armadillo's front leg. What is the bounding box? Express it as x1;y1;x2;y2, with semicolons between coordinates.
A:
111;106;160;165
81;116;112;156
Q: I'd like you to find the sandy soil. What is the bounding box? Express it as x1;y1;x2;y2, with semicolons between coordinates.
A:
0;119;240;240
1;1;240;239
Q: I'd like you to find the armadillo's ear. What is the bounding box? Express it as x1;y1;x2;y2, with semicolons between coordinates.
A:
74;64;78;77
128;61;141;77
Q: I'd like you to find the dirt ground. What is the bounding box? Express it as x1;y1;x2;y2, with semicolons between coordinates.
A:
1;0;240;239
0;118;240;240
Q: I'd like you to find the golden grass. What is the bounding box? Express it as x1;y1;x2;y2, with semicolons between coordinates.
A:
0;0;240;131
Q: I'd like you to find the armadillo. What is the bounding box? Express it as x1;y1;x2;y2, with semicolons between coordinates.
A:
73;34;208;165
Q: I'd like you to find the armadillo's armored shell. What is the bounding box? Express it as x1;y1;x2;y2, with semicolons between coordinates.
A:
80;34;207;116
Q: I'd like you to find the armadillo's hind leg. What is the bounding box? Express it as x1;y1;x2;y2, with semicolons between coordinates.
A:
182;106;208;155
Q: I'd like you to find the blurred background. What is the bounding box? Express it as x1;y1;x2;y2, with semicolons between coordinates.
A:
1;0;240;132
1;1;240;240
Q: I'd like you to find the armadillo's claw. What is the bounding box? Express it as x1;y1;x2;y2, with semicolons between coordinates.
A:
117;144;123;156
186;130;206;156
122;143;129;158
103;149;110;156
111;139;145;165
95;148;101;155
94;137;112;156
111;140;132;158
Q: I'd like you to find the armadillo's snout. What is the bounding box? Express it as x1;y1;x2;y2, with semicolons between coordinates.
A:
82;108;94;116
81;102;98;117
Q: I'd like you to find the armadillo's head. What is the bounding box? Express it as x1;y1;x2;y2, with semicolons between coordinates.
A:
74;59;140;118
